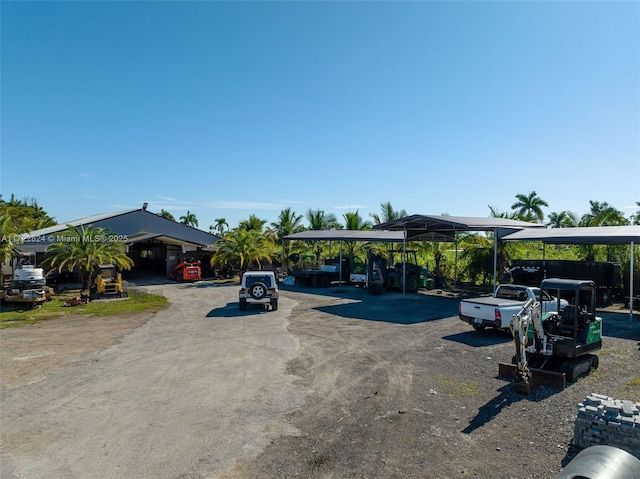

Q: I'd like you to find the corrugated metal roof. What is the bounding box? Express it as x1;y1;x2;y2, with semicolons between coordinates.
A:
23;209;219;251
374;214;544;231
28;209;137;236
502;226;640;244
373;214;545;241
284;230;406;242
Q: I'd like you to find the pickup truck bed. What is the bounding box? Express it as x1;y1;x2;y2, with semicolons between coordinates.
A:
459;284;566;331
461;297;523;308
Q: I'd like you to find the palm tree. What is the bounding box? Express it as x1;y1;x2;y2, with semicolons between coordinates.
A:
369;201;407;225
210;218;228;235
305;209;339;266
306;209;339;230
342;210;372;256
0;195;56;232
579;201;629;262
210;229;274;272
0;214;20;263
458;233;494;285
179;210;198;228
486;204;520;283
547;211;567;228
580;201;629;227
563;210;580;227
238;214;267;232
511;191;548;223
270;208;304;273
42;224;134;291
488;205;518;219
343;210;372;231
160;210;176;221
547;210;579;228
630;202;640;225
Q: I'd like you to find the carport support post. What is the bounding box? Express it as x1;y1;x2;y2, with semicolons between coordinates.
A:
281;238;285;281
339;241;343;287
631;241;635;321
493;229;498;295
403;229;407;295
454;233;458;289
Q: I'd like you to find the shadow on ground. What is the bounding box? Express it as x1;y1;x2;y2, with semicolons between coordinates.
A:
206;302;273;318
462;383;556;434
313;294;458;325
279;283;371;301
444;329;513;347
598;311;640;340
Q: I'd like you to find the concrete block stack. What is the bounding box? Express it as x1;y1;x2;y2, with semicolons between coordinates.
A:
573;393;640;458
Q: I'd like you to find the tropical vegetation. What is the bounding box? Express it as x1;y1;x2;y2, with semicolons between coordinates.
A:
2;192;638;289
42;224;134;291
0;195;56;262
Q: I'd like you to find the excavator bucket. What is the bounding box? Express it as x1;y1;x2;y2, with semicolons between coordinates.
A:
498;362;567;393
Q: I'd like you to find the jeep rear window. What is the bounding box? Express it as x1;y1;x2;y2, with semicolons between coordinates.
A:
246;276;272;287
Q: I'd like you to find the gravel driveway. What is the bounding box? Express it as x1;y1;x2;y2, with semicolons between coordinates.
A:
1;280;638;479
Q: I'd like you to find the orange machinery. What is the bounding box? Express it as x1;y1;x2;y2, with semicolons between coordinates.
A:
171;257;201;281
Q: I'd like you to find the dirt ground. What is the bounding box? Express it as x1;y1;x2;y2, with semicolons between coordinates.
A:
1;313;153;389
1;281;639;479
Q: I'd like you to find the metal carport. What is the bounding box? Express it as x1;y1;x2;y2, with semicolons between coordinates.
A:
283;230;407;288
501;225;640;320
373;215;545;290
283;230;406;243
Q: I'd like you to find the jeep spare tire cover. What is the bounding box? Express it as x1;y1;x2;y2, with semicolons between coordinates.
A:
249;282;267;299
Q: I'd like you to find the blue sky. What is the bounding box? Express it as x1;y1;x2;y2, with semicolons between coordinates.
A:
2;1;639;231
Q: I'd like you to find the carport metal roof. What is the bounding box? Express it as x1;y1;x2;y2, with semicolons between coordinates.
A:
373;214;545;240
283;230;406;242
501;225;640;244
502;225;640;320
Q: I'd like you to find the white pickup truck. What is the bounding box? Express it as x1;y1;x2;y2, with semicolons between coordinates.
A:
458;284;568;331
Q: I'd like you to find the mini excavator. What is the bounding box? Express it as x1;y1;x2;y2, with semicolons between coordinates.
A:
499;278;602;394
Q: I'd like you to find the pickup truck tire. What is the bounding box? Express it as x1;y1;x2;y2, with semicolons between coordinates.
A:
472;324;486;331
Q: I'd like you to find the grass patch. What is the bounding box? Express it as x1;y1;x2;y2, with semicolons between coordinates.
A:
0;289;168;328
427;374;479;398
619;377;640;401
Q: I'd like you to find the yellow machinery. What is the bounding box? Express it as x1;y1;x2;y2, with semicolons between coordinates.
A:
91;264;127;300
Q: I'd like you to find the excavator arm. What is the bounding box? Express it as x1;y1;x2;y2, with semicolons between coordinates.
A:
508;298;548;394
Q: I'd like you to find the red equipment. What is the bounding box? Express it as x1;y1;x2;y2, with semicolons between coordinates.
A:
172;258;201;281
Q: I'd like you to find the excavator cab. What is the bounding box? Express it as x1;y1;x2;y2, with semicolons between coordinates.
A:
539;278;602;359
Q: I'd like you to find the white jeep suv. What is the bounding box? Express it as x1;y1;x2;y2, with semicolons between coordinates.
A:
239;271;279;311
